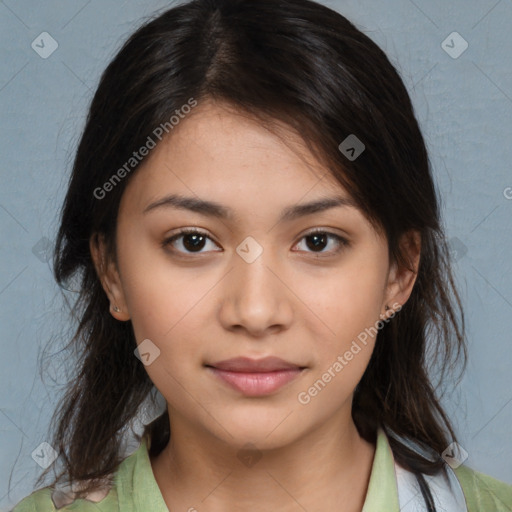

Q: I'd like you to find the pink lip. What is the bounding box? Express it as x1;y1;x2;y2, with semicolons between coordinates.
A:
205;357;305;396
207;368;303;396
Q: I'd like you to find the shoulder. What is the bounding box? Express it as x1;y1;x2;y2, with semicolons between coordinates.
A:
10;433;158;512
453;464;512;511
10;485;118;512
10;434;155;512
10;488;52;512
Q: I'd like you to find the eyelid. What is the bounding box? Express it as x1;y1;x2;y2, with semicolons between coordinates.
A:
300;226;349;239
167;226;214;239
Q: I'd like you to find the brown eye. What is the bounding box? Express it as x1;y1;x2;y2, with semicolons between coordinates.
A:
162;229;221;254
294;230;348;255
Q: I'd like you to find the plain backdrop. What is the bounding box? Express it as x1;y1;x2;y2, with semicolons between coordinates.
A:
1;0;511;509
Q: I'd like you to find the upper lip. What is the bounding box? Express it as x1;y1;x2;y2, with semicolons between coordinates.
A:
207;356;303;373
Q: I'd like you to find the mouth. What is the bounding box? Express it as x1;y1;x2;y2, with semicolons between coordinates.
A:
204;356;307;397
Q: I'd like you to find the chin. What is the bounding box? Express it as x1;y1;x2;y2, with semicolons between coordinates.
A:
205;408;306;451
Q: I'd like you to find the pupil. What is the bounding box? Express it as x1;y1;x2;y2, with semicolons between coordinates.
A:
307;233;327;251
181;233;328;252
184;234;205;252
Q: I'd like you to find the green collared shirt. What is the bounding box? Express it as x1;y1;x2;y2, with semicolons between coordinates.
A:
12;428;512;511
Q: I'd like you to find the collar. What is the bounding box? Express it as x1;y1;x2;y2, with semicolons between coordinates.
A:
115;434;169;511
362;427;400;511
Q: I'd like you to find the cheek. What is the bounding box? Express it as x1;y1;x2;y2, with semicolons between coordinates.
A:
117;234;202;337
295;254;386;349
291;248;387;409
118;250;212;406
115;239;216;385
294;265;384;412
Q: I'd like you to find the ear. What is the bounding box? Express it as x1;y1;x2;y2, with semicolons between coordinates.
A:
382;230;421;316
89;233;131;321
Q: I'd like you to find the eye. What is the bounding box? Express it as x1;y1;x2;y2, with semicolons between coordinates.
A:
162;228;221;255
162;228;349;257
293;229;349;255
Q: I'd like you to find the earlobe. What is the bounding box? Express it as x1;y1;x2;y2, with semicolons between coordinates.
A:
383;230;421;314
89;233;131;321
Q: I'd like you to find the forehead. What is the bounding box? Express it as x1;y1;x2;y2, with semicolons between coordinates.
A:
118;101;355;220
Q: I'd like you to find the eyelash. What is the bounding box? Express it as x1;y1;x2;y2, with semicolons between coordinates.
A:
162;227;349;257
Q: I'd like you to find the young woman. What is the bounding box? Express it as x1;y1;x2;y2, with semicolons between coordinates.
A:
11;0;512;510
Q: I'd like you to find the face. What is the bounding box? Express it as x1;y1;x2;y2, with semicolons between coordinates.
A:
92;100;418;450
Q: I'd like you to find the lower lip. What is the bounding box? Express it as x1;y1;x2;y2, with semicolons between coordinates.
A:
207;367;303;396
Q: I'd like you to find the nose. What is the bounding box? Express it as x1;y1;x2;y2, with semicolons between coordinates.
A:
218;245;294;338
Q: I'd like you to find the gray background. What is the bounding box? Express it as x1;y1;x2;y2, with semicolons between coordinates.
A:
1;0;511;509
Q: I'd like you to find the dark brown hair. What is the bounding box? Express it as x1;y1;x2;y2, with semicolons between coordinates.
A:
34;0;465;497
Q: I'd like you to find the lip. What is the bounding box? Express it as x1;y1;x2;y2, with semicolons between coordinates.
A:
208;356;303;372
205;357;306;396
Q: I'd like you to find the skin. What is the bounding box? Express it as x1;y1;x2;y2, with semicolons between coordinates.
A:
91;99;420;512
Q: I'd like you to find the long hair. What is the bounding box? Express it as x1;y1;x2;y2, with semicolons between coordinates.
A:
37;0;466;496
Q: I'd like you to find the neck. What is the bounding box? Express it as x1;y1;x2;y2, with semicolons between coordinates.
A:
150;412;376;512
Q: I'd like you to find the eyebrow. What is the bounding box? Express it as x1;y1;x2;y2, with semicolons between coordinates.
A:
143;193;357;223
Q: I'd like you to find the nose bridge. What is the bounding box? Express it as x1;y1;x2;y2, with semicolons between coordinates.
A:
219;235;293;334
